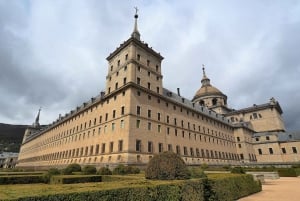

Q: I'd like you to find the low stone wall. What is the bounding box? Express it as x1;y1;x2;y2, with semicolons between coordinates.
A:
246;171;279;180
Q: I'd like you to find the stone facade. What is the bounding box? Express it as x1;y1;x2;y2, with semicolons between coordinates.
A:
17;13;299;169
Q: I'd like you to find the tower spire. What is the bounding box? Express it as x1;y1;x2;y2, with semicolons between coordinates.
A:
201;64;211;86
33;107;41;128
131;7;140;40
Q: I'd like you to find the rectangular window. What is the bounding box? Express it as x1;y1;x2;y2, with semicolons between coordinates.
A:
148;109;151;118
158;143;163;153
282;147;286;154
176;145;181;155
167;127;170;134
109;142;114;153
137;77;141;85
148;122;151;130
166;115;169;123
101;143;106;153
85;146;88;156
292;147;298;153
137;54;140;61
184;146;188;156
190;148;194;156
237;137;240;142
123;77;126;85
125;54;128;60
137;106;141;115
269;148;273;154
112;123;115;131
136;140;141;152
121;106;125;115
148;141;153;153
118;140;123;152
257;149;262;155
238;144;242;148
174;118;177;125
147;82;151;90
136;119;140;128
168;144;172;151
105;113;108;121
158;125;161;133
115;82;118;90
266;136;270;140
95;144;99;154
120;119;125;128
157;113;161;121
113;110;116;118
147;60;150;66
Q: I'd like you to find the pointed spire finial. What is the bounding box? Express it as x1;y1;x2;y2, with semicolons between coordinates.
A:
202;64;206;76
33;107;41;128
201;64;210;86
131;6;140;40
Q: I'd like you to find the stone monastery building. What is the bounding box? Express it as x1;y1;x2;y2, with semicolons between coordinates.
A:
17;12;300;169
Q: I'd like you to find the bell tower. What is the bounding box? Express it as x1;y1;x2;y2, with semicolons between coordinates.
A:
105;9;164;96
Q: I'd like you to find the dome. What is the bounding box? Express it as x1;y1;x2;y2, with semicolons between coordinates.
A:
193;85;225;100
192;65;227;102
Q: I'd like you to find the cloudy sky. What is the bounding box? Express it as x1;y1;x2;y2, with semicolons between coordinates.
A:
0;0;299;131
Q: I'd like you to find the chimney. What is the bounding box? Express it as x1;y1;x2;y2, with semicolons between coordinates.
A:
177;88;181;96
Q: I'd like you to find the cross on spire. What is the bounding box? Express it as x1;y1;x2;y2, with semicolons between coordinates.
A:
131;6;140;40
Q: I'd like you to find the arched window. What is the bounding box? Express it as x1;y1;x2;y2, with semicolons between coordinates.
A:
199;100;205;106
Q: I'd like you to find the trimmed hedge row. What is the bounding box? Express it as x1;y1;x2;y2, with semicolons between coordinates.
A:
0;175;45;185
6;174;261;201
207;174;262;201
277;168;298;177
50;175;102;184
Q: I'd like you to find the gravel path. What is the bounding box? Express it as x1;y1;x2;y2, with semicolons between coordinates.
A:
238;177;300;201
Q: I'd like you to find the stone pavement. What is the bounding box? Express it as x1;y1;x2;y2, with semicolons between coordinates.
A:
238;177;300;201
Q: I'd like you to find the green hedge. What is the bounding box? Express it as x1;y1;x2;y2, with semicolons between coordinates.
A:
5;174;261;201
0;175;45;185
50;175;102;184
207;174;261;201
277;168;297;177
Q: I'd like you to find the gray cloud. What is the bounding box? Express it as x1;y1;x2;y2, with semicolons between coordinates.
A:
0;0;299;131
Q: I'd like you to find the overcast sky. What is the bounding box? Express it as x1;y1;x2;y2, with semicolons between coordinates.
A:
0;0;299;131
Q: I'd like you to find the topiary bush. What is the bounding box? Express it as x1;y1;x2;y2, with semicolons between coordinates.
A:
145;151;190;180
97;167;112;175
62;163;82;175
82;165;97;175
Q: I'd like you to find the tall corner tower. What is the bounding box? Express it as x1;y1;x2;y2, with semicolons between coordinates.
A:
105;9;164;96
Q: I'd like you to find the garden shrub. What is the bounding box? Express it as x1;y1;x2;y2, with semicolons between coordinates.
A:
50;175;102;184
231;166;245;174
189;167;207;179
112;165;140;175
0;175;45;185
97;167;112;175
82;165;97;175
113;164;127;175
62;163;81;175
145;151;190;180
277;168;297;177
